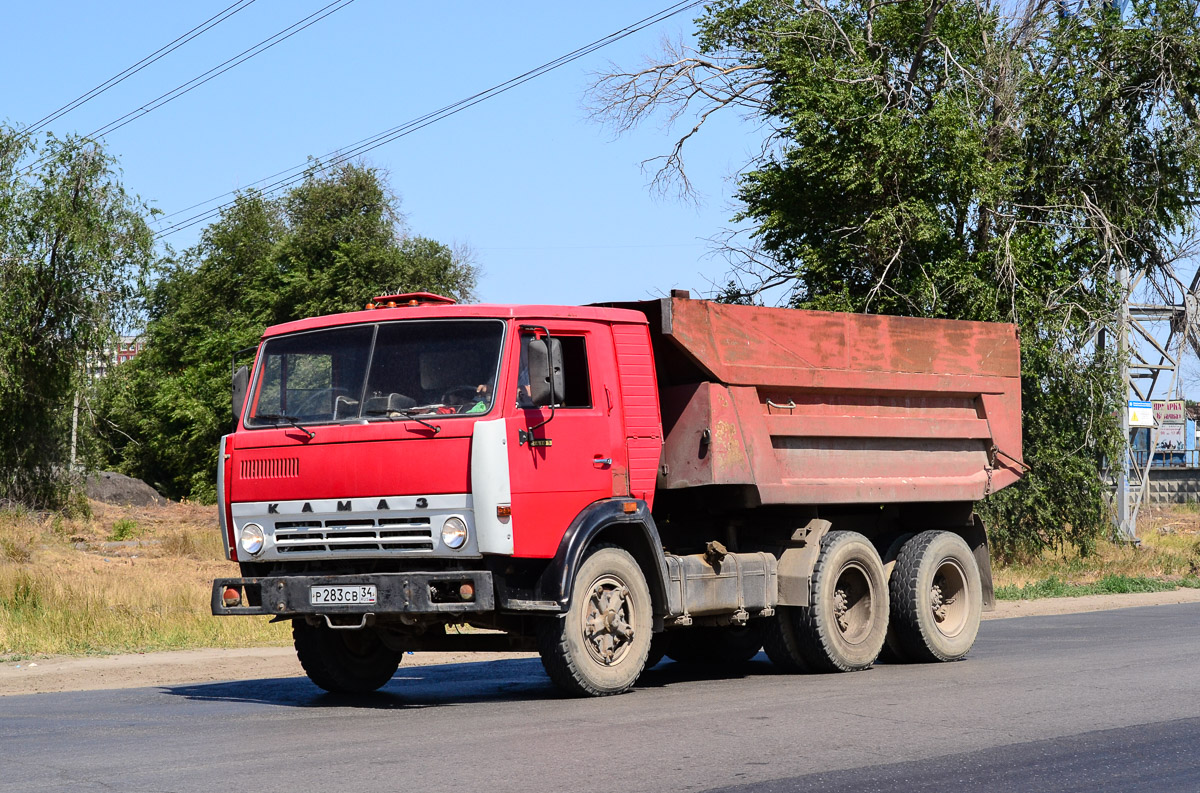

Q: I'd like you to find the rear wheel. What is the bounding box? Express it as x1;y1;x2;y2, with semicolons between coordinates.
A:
665;623;764;667
538;544;652;697
763;531;888;673
292;620;402;693
887;531;982;662
876;532;915;663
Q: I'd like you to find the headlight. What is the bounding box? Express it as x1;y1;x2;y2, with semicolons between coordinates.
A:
441;517;468;549
239;523;265;555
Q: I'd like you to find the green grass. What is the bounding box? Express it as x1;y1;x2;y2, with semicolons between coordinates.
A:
107;518;139;542
995;574;1200;601
992;504;1200;600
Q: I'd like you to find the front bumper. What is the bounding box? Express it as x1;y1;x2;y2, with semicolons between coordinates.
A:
211;571;495;617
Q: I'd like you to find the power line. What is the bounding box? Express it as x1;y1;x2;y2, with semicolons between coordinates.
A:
479;243;706;251
23;0;356;173
153;0;706;240
90;0;356;141
24;0;260;135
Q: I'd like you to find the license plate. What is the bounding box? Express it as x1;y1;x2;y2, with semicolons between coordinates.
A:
309;584;377;605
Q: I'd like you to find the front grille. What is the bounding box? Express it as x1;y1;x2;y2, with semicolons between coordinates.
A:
273;517;434;554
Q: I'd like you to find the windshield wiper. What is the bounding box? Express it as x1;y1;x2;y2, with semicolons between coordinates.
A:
363;407;441;434
254;413;315;440
400;409;442;434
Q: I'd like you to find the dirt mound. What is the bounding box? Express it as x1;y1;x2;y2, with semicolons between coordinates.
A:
86;471;167;507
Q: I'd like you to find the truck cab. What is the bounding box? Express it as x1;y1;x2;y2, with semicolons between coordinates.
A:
215;294;667;695
220;293;660;558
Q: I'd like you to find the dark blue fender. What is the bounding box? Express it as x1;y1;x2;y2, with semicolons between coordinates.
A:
535;498;670;619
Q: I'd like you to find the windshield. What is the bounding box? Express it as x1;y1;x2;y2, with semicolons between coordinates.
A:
247;320;504;427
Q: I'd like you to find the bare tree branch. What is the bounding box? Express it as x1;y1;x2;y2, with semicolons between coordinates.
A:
589;36;774;199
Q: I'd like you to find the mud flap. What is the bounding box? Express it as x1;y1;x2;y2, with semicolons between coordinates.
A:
963;513;996;611
775;518;832;607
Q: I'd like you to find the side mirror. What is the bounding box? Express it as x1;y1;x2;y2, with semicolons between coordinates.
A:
232;365;249;425
526;337;564;407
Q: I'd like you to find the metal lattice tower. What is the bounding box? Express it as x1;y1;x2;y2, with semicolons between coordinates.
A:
1110;263;1200;541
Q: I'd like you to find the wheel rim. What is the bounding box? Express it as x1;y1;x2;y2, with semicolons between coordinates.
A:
929;557;969;638
581;574;637;666
831;562;875;646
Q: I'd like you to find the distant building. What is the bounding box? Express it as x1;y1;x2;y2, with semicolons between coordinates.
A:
88;335;145;379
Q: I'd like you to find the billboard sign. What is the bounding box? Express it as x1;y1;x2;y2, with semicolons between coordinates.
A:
1155;422;1187;451
1153;400;1186;425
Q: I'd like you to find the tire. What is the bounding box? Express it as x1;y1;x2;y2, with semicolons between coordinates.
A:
292;620;402;694
762;605;809;672
762;531;889;673
887;530;982;663
538;544;653;697
665;623;764;667
875;532;915;663
881;532;915;582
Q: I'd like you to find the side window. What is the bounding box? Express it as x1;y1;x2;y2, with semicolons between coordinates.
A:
518;334;591;408
558;336;591;408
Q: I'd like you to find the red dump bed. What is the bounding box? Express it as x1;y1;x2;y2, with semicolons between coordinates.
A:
628;297;1023;506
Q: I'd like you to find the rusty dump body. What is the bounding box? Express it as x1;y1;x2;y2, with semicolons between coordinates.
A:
625;297;1024;508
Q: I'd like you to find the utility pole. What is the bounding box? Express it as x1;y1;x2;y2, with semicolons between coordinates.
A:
1116;263;1133;541
70;389;80;470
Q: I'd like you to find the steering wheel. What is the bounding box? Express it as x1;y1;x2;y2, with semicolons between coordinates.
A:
440;384;485;411
289;386;354;418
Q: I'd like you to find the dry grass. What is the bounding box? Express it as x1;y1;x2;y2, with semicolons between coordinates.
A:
0;500;287;659
993;503;1200;592
7;497;1200;657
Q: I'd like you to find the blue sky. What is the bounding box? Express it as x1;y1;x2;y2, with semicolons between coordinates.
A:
2;1;763;306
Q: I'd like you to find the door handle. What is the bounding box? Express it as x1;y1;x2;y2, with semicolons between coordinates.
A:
593;457;613;467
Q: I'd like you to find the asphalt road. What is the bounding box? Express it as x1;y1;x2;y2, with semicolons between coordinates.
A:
3;604;1198;793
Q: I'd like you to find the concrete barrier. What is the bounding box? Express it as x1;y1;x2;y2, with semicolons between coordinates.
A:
1146;468;1200;503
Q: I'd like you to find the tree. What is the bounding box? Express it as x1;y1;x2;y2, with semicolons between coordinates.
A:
90;163;478;502
0;128;153;509
591;0;1200;556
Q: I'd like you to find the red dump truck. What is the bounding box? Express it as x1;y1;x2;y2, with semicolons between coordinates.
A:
212;291;1023;696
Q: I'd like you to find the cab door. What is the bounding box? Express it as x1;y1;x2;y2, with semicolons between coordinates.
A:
506;321;618;558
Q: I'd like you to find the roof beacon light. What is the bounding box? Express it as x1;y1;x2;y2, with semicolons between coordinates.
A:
370;292;457;308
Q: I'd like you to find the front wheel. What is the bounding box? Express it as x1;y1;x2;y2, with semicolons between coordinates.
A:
887;531;982;662
538;544;652;697
292;620;402;693
763;531;889;673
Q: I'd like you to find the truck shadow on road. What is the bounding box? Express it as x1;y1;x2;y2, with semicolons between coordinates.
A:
162;656;786;709
163;657;559;709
